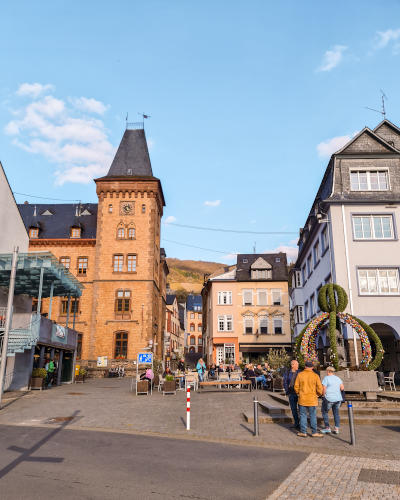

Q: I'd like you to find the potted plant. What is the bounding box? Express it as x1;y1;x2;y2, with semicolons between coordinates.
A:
162;374;176;394
137;379;149;394
75;368;87;383
30;368;47;390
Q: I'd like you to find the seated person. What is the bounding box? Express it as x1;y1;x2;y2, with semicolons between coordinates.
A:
119;366;125;377
163;367;172;377
108;365;116;378
245;364;257;386
209;363;217;378
242;364;249;377
217;364;225;373
254;364;268;389
196;359;206;382
144;368;154;381
177;358;186;372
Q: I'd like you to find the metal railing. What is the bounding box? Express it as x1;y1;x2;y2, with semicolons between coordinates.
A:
126;122;144;130
0;313;41;358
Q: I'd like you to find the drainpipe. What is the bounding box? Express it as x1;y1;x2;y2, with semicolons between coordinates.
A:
0;246;19;407
341;204;358;365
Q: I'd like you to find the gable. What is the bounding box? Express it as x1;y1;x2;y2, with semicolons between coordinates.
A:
374;122;400;151
251;257;272;270
339;130;395;155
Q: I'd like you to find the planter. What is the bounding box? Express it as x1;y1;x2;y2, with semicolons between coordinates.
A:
162;380;176;394
136;380;149;395
30;378;46;390
75;375;85;383
272;377;284;392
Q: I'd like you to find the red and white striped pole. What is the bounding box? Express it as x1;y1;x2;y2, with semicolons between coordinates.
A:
187;387;191;430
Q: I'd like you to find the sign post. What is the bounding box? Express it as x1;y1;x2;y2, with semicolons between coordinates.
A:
136;352;153;396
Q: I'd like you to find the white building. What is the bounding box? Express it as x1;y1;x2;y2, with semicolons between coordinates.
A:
290;119;400;379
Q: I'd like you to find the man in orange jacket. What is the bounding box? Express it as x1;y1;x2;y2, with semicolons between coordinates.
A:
294;360;323;437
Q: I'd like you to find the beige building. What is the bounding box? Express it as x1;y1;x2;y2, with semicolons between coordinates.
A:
166;295;184;355
186;294;203;353
202;254;291;366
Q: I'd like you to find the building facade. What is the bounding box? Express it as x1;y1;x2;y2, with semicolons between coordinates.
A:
186;295;202;353
202;254;291;366
18;125;168;374
290;119;400;377
166;295;183;353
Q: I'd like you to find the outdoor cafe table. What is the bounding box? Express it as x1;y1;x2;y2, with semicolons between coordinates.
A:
173;374;186;391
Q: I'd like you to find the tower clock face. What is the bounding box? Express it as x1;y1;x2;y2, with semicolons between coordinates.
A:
123;203;132;213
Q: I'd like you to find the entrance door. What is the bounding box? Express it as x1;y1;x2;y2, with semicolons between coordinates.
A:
216;346;224;365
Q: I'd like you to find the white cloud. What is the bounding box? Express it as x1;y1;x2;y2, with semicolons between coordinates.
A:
289;238;299;245
316;131;359;158
16;83;54;98
262;245;298;262
164;216;177;224
375;28;400;49
251;220;256;224
316;45;347;72
221;252;238;261
70;97;108;115
5;86;116;185
147;138;155;150
204;200;221;207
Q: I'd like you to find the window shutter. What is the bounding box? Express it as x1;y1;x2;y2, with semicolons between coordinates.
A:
272;290;281;305
245;317;253;334
258;291;267;306
260;316;268;333
243;291;252;305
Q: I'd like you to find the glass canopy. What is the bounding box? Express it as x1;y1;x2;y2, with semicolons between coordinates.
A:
0;251;84;297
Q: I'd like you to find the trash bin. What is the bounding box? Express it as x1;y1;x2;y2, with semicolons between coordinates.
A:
75;365;80;376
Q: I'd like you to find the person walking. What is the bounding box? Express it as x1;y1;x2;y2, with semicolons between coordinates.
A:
321;366;344;434
283;360;301;430
196;358;206;382
294;361;323;437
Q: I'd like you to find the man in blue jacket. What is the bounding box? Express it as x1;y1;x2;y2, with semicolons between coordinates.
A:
283;359;301;430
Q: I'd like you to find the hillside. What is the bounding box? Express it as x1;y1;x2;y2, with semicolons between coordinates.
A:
166;258;225;294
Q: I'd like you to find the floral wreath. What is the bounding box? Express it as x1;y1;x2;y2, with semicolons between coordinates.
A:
295;284;384;371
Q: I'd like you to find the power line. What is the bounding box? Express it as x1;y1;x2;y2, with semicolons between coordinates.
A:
161;238;234;255
13;192;80;202
162;222;297;235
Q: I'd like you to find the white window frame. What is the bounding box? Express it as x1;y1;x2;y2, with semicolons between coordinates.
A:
358;268;400;296
313;241;320;265
304;301;309;321
218;291;232;305
350;170;389;191
218;315;233;332
307;255;312;276
310;294;315;316
322;227;329;252
297;305;304;323
242;289;253;306
295;270;301;288
259;315;268;334
352;215;394;240
272;289;282;306
244;315;253;334
301;265;306;284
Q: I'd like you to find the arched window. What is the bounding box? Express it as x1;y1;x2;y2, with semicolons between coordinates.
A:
109;204;113;213
198;336;203;346
198;323;202;332
190;323;195;332
118;227;125;238
142;204;146;213
190;335;196;345
128;227;135;238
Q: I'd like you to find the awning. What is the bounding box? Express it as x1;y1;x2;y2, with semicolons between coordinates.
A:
0;251;84;297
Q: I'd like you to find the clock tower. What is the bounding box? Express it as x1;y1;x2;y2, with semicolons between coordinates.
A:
91;124;167;364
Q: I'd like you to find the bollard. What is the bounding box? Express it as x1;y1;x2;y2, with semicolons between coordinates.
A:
347;402;356;445
253;396;259;436
187;387;190;430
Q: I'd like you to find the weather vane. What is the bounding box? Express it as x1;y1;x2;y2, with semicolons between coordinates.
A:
365;90;387;119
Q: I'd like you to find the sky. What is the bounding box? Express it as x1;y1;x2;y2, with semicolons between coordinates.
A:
1;0;400;264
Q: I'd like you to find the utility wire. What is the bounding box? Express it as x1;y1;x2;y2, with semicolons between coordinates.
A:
13;192;80;202
162;222;297;235
161;238;235;255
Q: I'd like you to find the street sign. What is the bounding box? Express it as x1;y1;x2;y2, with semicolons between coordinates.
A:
138;353;153;364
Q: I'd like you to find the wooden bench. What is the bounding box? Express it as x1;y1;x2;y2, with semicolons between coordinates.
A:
199;380;252;393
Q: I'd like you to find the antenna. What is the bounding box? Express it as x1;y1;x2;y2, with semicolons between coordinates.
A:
253;241;260;254
365;90;388;119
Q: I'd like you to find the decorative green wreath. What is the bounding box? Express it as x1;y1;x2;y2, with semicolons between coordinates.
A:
295;284;384;371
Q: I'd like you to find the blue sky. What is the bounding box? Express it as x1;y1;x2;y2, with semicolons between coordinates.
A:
1;0;400;263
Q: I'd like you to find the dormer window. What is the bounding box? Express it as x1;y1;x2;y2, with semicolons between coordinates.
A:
243;259;248;263
29;228;39;238
250;256;272;280
127;169;132;175
71;227;81;238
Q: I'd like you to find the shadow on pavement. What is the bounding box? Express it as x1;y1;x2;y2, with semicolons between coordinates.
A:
0;410;80;480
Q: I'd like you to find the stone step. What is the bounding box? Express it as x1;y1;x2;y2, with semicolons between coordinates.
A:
269;393;400;409
258;401;400;417
243;411;400;426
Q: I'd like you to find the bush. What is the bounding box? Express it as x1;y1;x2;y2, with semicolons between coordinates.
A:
267;348;291;375
32;368;47;379
79;368;87;376
165;374;174;381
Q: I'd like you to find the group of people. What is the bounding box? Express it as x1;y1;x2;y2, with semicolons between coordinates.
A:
243;363;273;389
33;357;57;387
283;359;344;437
108;365;125;378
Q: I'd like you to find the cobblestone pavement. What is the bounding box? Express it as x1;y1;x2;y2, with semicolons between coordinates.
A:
0;377;399;460
265;453;400;500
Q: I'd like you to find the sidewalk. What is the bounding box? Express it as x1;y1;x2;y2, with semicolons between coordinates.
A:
1;378;399;459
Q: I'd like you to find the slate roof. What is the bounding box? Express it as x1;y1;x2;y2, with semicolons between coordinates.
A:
105;128;153;178
17;203;98;239
166;294;176;306
187;294;202;311
236;254;288;281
